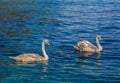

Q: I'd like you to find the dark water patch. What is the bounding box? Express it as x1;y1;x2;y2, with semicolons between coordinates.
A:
34;17;62;24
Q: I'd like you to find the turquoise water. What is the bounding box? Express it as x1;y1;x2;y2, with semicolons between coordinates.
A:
0;0;120;83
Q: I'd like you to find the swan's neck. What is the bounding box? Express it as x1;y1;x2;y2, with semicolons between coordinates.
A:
42;41;49;60
96;37;102;52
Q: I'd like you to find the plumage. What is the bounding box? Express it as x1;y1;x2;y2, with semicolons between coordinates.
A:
78;40;97;52
10;39;50;62
12;53;43;62
74;34;103;53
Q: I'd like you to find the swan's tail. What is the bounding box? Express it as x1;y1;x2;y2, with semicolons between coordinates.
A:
73;45;80;51
9;56;16;60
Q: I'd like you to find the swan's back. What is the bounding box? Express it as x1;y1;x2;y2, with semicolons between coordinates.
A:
77;40;97;52
12;53;43;62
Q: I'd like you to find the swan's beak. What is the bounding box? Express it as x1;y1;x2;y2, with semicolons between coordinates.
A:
47;42;50;45
99;36;101;40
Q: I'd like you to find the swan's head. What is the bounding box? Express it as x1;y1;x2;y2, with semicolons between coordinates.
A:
97;34;101;40
44;39;50;45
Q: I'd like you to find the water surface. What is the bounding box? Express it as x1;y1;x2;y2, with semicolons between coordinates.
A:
0;0;120;83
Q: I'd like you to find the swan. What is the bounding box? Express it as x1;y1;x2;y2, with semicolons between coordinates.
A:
10;39;50;62
73;34;103;52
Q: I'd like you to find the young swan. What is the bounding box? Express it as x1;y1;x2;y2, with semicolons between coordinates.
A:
10;39;50;62
73;34;103;53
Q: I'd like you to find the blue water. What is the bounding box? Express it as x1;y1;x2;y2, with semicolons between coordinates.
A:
0;0;120;83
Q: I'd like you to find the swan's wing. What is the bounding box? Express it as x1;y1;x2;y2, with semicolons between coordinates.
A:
14;53;43;61
77;40;97;51
85;40;97;49
77;40;88;51
17;53;39;58
77;40;89;47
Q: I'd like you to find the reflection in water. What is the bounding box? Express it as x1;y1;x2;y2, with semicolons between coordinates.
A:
77;51;93;56
76;51;102;64
11;61;49;75
12;60;48;66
